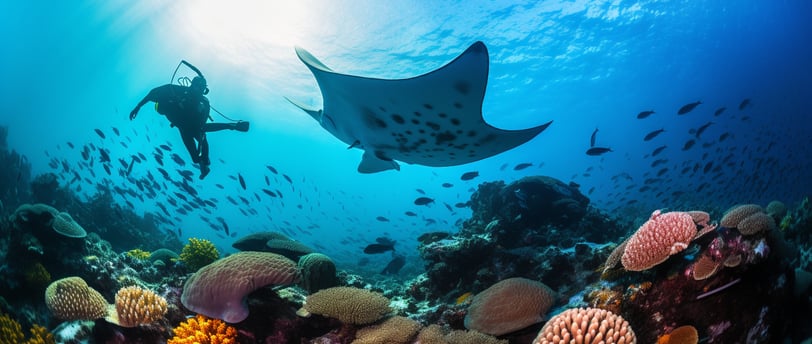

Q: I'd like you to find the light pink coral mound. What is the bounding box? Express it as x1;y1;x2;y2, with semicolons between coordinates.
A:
622;210;700;271
464;277;555;336
181;251;299;323
533;307;636;344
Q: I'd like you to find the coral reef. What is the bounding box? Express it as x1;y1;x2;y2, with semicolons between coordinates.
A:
464;277;555;336
179;238;220;271
352;315;421;344
300;286;392;325
44;276;108;321
533;307;636;344
181;251;299;323
108;285;168;327
298;252;339;293
0;311;54;344
167;314;237;344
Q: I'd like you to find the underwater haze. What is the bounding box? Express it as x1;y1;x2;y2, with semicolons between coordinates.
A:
1;0;811;271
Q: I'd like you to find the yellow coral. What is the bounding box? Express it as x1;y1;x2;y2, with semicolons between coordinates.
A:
168;315;237;344
301;287;392;325
127;248;152;261
180;238;220;271
0;312;55;344
23;262;51;288
107;286;168;327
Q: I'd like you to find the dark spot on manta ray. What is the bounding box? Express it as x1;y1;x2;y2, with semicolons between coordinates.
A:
406;130;413;135
379;106;387;112
451;118;461;126
456;130;463;134
363;107;387;128
419;129;425;134
411;119;420;125
438;113;448;118
423;104;433;110
454;102;463;109
414;111;422;117
454;81;471;95
426;122;441;131
467;130;477;137
391;114;405;124
436;132;456;145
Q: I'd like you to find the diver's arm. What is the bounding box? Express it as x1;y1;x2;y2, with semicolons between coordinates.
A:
129;86;165;120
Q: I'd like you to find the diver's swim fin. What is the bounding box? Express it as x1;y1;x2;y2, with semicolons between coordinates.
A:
235;121;250;132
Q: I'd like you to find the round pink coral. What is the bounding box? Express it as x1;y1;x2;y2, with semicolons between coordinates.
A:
181;251;300;323
621;210;699;271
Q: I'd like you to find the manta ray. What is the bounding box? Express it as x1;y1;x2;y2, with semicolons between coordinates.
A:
287;41;553;173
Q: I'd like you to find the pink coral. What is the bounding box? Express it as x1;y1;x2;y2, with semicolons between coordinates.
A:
464;277;555;336
181;252;299;323
621;210;715;271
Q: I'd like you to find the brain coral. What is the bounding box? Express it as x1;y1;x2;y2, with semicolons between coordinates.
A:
181;252;299;323
301;287;391;325
352;316;421;344
533;307;636;344
464;277;555;336
621;210;701;271
720;204;764;228
737;211;776;235
45;276;108;320
108;286;168;327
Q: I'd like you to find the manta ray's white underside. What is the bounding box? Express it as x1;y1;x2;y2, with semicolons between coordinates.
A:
288;41;552;173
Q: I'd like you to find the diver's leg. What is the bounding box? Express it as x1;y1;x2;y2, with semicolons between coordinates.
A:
203;121;249;132
197;133;211;179
179;129;200;163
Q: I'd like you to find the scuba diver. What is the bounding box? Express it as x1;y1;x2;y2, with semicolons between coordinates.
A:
129;61;249;180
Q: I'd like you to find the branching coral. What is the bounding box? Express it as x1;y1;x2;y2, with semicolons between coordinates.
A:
167;315;237;344
126;248;151;261
107;286;168;327
179;238;220;271
0;312;55;344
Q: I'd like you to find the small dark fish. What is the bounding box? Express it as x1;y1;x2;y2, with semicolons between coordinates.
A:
444;203;453;212
454;202;468;208
416;188;426;195
514;162;533;170
695;121;714;138
238;173;246;190
112;127;120;136
171;153;185;166
414;197;434;206
499;163;508;171
264;175;270;186
643;129;665;141
738;98;751;110
159;144;171;151
714;107;726;116
66;142;75;149
682;139;696;151
590;128;598;147
381;255;405;275
126;157;136;176
636;110;655;119
586;147;612;156
363;243;395;254
441;182;453;188
460;171;479;181
719;132;730;141
651;145;667;156
266;165;278;174
678;101;702;115
283;174;292;184
404;211;417;216
376;216;389;222
262;189;276;197
94;128;106;139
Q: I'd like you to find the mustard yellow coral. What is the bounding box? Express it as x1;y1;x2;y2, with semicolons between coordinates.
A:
106;286;168;327
168;315;237;344
180;238;220;271
0;312;55;344
127;248;151;261
301;286;391;325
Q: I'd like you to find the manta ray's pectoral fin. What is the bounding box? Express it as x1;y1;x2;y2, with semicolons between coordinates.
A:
285;97;322;122
359;150;400;173
348;140;361;149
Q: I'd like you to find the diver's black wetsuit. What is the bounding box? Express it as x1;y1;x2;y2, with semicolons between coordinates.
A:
130;82;245;179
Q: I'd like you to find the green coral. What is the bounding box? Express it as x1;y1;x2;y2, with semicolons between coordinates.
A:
126;248;151;260
179;238;220;271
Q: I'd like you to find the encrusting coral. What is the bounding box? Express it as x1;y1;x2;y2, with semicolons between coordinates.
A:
167;314;237;344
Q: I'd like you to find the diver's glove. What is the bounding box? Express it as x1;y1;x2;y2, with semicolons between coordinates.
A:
129;108;139;120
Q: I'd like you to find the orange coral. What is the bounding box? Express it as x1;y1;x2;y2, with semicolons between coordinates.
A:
168;315;237;344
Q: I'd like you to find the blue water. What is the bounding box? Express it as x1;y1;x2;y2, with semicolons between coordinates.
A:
1;1;810;272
